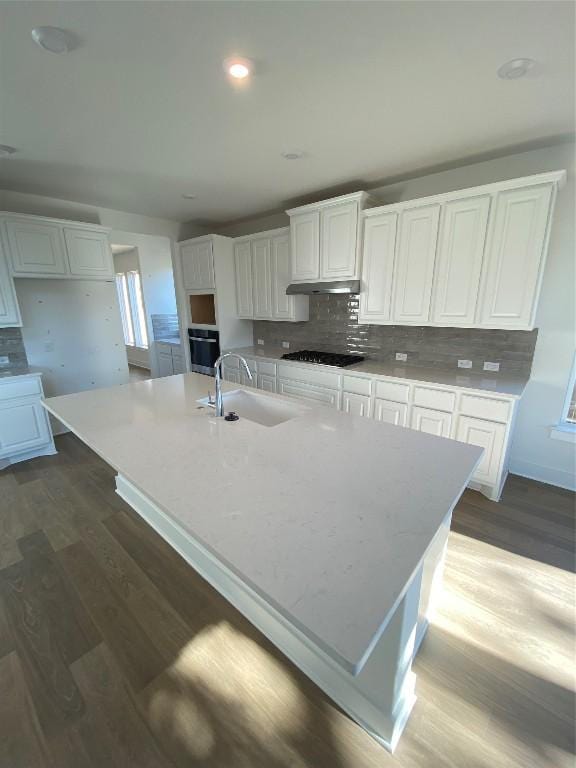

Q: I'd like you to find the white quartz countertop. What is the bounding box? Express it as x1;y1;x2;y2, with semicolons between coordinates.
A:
231;346;529;398
44;373;481;673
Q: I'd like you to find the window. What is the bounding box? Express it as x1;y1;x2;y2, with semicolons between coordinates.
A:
115;270;148;348
551;352;576;443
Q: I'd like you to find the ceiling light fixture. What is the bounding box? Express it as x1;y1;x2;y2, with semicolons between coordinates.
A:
497;58;536;80
0;144;17;158
281;150;305;160
223;57;253;80
182;193;197;200
31;26;77;54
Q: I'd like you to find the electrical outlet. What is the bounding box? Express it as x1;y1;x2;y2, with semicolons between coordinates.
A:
395;352;408;362
257;339;264;346
458;359;473;369
281;341;290;349
483;361;500;372
0;356;9;366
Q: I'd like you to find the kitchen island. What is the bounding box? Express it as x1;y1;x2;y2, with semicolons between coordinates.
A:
44;372;481;752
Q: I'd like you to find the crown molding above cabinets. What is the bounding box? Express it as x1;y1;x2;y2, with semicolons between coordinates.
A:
358;170;566;331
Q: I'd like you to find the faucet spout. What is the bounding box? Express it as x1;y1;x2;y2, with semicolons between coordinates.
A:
213;353;253;417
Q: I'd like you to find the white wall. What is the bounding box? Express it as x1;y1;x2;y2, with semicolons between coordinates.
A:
206;142;576;491
16;278;129;434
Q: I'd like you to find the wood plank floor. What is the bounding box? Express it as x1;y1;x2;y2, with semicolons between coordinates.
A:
0;433;574;767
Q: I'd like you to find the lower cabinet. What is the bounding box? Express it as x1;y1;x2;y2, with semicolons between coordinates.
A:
374;398;408;426
455;415;506;485
410;406;452;438
257;373;276;393
0;374;56;466
156;342;185;377
342;392;371;418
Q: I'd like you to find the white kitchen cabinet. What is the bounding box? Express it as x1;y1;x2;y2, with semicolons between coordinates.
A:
359;211;398;324
342;391;371;418
478;183;554;329
410;406;452;438
64;228;114;279
6;218;68;275
252;237;273;319
455;415;506;485
278;379;340;408
181;239;215;291
223;366;241;384
392;204;441;324
234;240;253;319
374;398;408;426
289;211;320;281
257;373;276;393
172;353;185;375
430;195;490;326
288;192;373;283
0;373;55;466
270;232;307;321
320;201;359;280
156;342;184;377
157;350;175;377
0;241;21;327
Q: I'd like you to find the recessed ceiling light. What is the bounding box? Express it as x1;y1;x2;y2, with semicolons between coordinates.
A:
182;193;197;200
281;150;305;161
0;144;17;158
497;58;536;80
223;57;253;80
31;26;77;54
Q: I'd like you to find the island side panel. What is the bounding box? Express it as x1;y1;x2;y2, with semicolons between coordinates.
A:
115;473;429;753
415;511;452;655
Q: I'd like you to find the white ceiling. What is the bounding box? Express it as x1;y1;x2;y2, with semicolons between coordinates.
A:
0;1;573;225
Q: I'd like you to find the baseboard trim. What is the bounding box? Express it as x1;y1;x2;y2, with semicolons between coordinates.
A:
508;461;576;492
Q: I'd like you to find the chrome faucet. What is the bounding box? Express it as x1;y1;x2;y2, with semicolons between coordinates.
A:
213;353;253;417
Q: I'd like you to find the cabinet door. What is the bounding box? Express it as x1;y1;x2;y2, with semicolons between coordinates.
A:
456;415;506;485
234;240;253;318
171;353;185;374
223;366;241;384
342;392;371;418
359;212;398;323
478;183;554;329
431;195;490;326
320;201;359;279
241;359;257;387
157;352;174;377
410;406;452;437
257;373;277;393
6;219;68;275
278;379;339;408
64;228;114;279
181;241;214;290
252;238;273;319
374;398;407;426
0;242;21;326
0;399;52;458
392;204;440;324
270;232;294;320
290;211;320;281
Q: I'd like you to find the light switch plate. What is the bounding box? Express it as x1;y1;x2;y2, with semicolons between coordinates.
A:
0;356;9;366
483;361;500;372
458;359;473;369
281;341;290;349
395;352;408;362
257;339;264;346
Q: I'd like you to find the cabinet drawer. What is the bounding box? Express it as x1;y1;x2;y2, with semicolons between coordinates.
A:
413;385;456;412
374;380;410;403
277;364;339;390
342;375;371;396
256;360;276;376
278;379;339;408
459;394;511;423
0;377;42;401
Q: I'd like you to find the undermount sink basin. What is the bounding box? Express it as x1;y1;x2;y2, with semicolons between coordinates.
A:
198;389;309;427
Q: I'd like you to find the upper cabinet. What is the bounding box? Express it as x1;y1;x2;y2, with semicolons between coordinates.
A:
180;239;215;291
1;214;113;281
287;192;374;283
0;239;21;327
233;228;309;322
358;170;565;331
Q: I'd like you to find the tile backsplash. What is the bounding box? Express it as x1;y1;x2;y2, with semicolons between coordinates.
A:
253;295;537;375
151;314;180;341
0;327;29;373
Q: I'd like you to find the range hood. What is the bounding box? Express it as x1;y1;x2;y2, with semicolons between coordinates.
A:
286;280;360;295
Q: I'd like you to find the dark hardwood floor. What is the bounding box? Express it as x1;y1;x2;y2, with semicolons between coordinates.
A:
0;433;574;767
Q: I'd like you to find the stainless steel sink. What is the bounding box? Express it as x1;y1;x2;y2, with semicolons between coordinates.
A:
198;389;309;427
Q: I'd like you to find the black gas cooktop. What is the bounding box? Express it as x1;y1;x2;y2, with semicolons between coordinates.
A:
281;350;364;368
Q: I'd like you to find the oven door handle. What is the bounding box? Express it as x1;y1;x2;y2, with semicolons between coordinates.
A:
189;337;218;343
